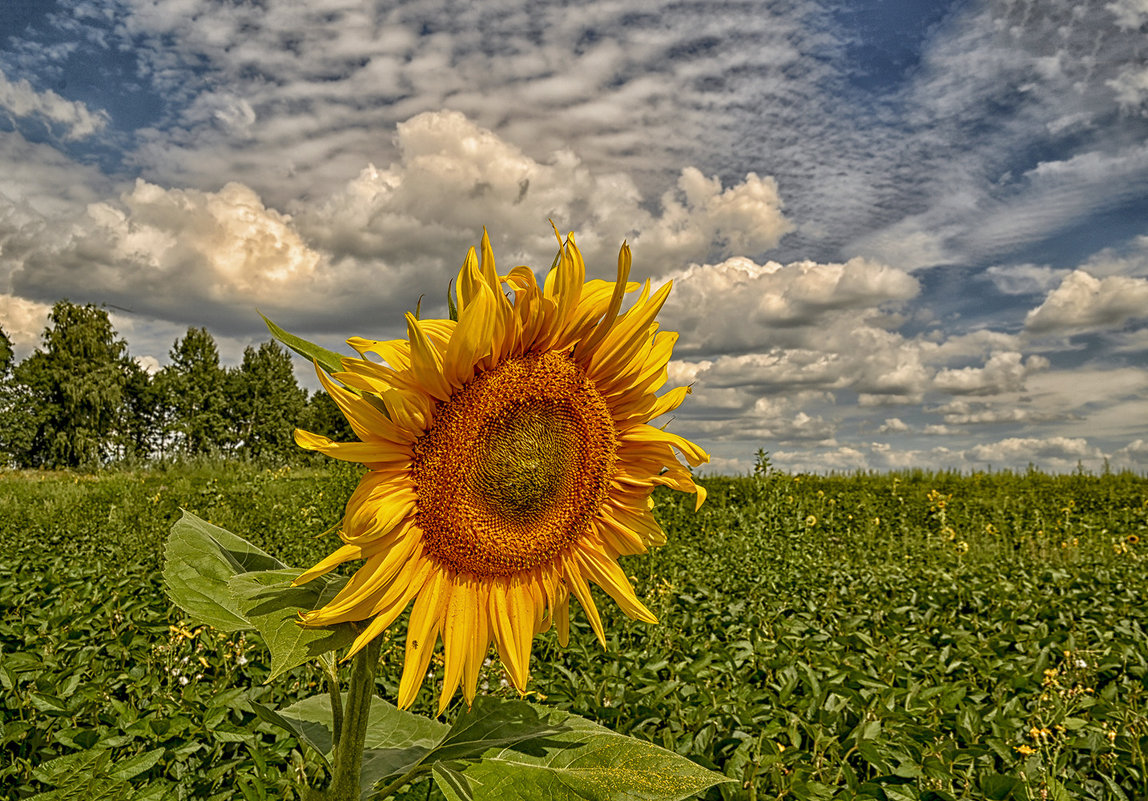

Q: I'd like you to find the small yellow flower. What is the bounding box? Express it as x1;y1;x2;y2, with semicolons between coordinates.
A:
1015;744;1035;756
804;515;817;527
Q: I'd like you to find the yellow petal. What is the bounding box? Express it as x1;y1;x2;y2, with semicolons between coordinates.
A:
405;314;453;402
398;567;450;709
562;554;605;646
294;428;410;465
577;544;657;625
439;576;475;715
620;424;710;467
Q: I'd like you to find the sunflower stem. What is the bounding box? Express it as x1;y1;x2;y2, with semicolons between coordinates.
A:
327;637;382;801
324;658;344;751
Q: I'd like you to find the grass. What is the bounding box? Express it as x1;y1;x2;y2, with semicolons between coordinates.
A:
1;463;1146;799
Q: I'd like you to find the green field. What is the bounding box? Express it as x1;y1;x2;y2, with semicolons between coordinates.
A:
2;464;1146;800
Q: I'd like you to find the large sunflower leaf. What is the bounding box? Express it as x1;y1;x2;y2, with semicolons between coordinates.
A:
361;697;567;797
227;569;356;680
263;693;449;795
260;312;346;376
162;510;285;632
434;703;733;801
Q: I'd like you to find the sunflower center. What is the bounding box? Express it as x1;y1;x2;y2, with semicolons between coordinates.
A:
411;350;617;577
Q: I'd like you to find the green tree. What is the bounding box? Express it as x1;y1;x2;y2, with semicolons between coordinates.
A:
157;327;230;457
229;340;307;461
115;358;162;462
11;301;138;468
0;325;12;375
0;325;34;467
299;388;355;442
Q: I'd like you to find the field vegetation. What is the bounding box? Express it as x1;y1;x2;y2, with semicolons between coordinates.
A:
1;462;1146;800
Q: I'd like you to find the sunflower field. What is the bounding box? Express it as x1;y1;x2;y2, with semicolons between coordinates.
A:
1;462;1146;800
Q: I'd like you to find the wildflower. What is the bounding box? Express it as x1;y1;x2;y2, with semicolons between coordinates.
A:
1015;744;1035;756
294;228;708;713
804;515;817;527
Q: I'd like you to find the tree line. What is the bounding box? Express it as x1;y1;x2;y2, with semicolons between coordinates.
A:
0;301;353;469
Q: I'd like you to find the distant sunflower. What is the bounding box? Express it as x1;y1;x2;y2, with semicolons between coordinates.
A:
294;227;708;713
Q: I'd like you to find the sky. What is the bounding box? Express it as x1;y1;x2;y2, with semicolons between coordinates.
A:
1;0;1147;475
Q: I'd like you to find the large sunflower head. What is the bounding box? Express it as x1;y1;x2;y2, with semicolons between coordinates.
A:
294;226;708;713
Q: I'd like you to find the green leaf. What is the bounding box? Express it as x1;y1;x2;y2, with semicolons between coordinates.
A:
979;774;1019;800
430;696;570;765
1046;778;1070;801
260;692;450;790
446;281;459;322
227;569;356;680
106;748;165;782
32;750;108;785
449;701;732;801
260;312;346;377
1099;772;1130;801
162;510;285;631
250;700;332;769
28;748;157;801
432;763;474;801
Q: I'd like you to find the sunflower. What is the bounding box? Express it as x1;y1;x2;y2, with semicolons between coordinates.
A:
293;227;708;714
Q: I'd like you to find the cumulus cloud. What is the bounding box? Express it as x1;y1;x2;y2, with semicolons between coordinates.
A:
662;254;918;355
878;418;909;433
983;264;1069;296
297;111;792;276
9;180;331;332
0;69;109;140
0;293;51;357
6;111;792;335
1025;270;1148;334
968;436;1102;464
933;352;1049;396
1112;438;1148;467
1106;0;1148;29
936;401;1072;426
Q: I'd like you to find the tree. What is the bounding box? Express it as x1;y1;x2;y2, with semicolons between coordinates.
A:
228;340;307;461
10;302;140;468
156;327;230;457
0;324;33;467
0;325;12;375
299;389;355;443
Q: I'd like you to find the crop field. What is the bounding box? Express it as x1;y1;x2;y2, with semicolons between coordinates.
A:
2;463;1147;800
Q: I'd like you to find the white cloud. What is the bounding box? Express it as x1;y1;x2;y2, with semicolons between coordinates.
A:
9;179;330;331
1025;270;1148;334
7;111;793;336
933;352;1049;396
1108;65;1148;111
1112;438;1148;467
969;436;1102;464
1106;0;1148;29
0;69;109;140
878;417;909;433
0;293;51;357
937;402;1071;426
662;254;918;355
983;264;1069;296
298;112;792;277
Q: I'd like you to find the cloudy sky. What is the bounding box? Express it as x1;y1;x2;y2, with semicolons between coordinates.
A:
2;0;1147;474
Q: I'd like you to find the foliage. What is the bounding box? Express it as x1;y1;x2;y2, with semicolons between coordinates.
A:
7;301;140;468
228;341;309;461
155;327;231;458
1;465;1146;799
0;311;327;467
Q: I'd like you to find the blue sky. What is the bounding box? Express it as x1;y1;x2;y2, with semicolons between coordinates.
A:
2;0;1147;473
